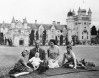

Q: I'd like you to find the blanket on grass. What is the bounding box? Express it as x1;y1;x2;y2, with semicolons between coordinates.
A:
43;66;99;76
0;66;99;78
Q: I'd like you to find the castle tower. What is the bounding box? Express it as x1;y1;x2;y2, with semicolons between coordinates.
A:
77;7;91;43
23;17;28;29
67;7;92;44
72;9;75;16
78;7;86;16
88;8;92;21
66;10;74;43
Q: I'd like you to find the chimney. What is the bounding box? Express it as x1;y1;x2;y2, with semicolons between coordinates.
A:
52;21;56;25
57;22;60;25
35;20;37;24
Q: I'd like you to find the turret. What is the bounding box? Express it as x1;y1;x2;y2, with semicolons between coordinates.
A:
78;7;86;16
67;9;74;30
11;17;15;28
88;8;92;16
67;9;73;17
88;8;92;21
78;7;81;15
11;17;15;23
72;9;75;15
23;17;28;29
67;9;75;43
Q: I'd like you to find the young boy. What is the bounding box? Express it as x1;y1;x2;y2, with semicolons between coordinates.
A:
29;52;43;71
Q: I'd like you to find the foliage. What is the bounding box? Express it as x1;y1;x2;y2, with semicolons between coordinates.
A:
55;36;58;45
65;34;68;45
36;30;39;40
0;33;4;45
42;30;46;45
29;30;34;46
60;35;63;45
91;26;97;35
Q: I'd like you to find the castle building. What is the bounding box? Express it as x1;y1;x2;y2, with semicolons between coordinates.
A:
0;18;67;46
66;7;92;44
0;7;92;46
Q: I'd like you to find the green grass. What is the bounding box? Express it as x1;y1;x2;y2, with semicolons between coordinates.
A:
0;46;99;78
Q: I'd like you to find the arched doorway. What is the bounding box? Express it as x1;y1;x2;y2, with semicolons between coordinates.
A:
19;39;24;46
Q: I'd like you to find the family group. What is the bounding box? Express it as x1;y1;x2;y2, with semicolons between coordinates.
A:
9;40;84;78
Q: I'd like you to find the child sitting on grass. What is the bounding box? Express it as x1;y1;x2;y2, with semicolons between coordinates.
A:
29;52;43;71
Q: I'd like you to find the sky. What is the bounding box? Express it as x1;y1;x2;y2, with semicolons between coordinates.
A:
0;0;99;28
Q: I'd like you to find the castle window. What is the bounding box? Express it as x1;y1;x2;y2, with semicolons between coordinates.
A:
82;36;83;39
87;36;88;39
78;22;81;24
84;22;86;25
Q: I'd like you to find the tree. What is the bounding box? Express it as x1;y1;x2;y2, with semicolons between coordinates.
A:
0;33;4;45
72;35;78;46
29;30;34;46
91;26;97;35
42;30;46;45
60;35;63;45
36;30;39;40
65;34;68;45
96;29;99;44
55;36;58;45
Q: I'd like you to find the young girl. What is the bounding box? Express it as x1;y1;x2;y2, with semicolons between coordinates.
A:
29;52;43;71
9;49;33;78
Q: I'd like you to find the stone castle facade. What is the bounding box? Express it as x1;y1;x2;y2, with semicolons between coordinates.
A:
67;7;92;44
0;7;92;46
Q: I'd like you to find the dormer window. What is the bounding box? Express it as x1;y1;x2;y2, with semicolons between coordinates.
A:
84;22;86;25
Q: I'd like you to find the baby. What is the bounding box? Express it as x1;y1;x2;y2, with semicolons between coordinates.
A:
29;52;43;70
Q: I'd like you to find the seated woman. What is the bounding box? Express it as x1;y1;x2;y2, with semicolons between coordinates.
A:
29;52;43;71
9;49;33;78
62;45;77;69
47;39;60;68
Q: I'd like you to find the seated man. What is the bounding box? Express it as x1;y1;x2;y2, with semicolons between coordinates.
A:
28;40;48;74
47;39;60;68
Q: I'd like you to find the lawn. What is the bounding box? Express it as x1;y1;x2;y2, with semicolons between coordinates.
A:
0;46;99;78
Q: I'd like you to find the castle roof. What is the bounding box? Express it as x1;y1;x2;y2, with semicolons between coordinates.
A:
1;21;11;28
11;17;16;23
67;10;73;16
28;23;37;29
88;8;92;13
28;23;66;30
0;19;67;31
81;9;86;13
72;9;75;15
55;25;66;30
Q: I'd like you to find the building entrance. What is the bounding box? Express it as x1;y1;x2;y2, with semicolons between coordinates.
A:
19;39;24;45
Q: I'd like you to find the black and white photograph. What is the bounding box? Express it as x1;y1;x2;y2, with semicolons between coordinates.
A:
0;0;99;78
